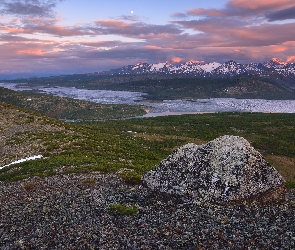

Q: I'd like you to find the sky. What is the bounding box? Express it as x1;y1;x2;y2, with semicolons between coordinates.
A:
0;0;295;76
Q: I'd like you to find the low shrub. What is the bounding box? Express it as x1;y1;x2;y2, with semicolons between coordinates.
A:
81;178;96;186
108;203;138;216
286;180;295;189
119;169;142;185
23;182;39;191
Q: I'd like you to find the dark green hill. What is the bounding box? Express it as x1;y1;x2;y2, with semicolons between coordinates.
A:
110;76;295;101
0;87;148;120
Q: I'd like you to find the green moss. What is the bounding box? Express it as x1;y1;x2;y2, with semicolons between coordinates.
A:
119;170;142;185
286;180;295;189
81;178;96;185
108;203;138;216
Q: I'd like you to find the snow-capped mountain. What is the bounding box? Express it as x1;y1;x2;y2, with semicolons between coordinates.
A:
211;60;246;76
263;58;295;77
105;58;295;79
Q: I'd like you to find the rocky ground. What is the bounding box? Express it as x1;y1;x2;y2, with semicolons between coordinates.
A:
0;173;294;249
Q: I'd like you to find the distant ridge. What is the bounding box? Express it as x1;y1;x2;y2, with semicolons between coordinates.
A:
102;58;295;80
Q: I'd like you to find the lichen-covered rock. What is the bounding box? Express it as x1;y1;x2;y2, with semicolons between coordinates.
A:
142;135;285;204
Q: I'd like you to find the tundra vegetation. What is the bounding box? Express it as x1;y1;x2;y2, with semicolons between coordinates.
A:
0;100;294;187
108;203;138;216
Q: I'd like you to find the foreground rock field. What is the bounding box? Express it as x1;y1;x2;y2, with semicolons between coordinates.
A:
1;173;295;249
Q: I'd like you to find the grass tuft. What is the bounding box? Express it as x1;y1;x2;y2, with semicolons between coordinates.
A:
23;182;39;191
286;180;295;189
108;203;138;216
119;169;142;185
81;178;96;186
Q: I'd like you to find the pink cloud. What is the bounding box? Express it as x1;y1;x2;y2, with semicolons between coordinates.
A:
93;19;181;38
173;19;295;48
17;49;45;56
228;0;295;12
94;19;130;29
0;17;92;36
142;45;162;50
171;57;183;63
270;46;288;53
286;56;295;63
187;8;227;17
0;0;295;74
184;0;295;20
0;26;25;33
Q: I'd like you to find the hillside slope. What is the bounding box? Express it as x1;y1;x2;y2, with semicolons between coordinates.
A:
1;101;295;184
108;76;295;100
0;102;73;166
0;87;148;120
0;102;295;249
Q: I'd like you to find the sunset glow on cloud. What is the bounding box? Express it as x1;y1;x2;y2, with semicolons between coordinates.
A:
0;0;294;76
171;57;183;63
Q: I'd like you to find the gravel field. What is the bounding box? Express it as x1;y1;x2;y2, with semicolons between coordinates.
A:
0;173;295;249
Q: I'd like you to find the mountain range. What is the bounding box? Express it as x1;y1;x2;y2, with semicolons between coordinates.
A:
104;58;295;87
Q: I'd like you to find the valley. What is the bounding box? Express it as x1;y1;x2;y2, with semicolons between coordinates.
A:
1;62;295;248
1;0;295;247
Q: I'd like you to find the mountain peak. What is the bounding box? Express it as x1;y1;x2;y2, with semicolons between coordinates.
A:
185;60;203;65
271;58;286;65
135;62;146;66
224;60;238;64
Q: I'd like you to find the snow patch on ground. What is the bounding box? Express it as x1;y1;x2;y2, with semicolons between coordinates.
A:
0;155;43;170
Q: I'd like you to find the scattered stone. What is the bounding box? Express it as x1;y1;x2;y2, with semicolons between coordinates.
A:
0;173;294;249
142;135;286;204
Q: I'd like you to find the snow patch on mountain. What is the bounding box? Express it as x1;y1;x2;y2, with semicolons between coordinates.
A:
132;62;146;70
151;63;167;71
200;62;221;72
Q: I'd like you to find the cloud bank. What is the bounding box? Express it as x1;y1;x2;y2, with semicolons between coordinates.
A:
0;0;63;17
0;0;294;75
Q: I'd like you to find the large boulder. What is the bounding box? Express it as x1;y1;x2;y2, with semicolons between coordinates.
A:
142;135;285;204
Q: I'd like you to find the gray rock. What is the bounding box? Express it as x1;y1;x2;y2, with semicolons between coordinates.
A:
142;135;285;204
